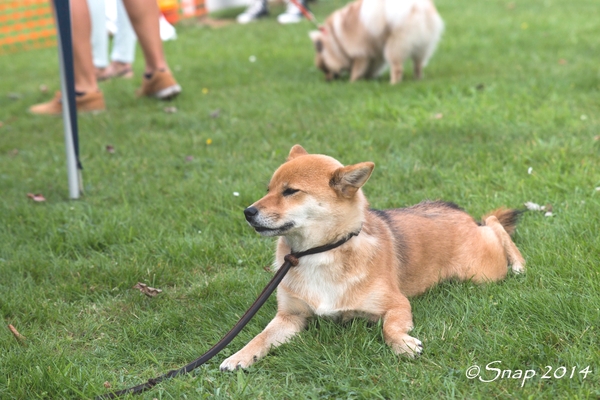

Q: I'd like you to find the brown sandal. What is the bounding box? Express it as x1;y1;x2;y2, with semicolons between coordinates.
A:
97;63;134;81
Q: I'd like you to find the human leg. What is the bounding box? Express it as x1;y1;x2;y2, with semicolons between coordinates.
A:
111;0;137;65
30;0;105;114
88;0;109;70
277;0;308;25
122;0;180;98
236;0;268;24
121;0;166;74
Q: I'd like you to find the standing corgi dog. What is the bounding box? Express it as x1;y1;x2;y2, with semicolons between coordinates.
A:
220;145;525;371
309;0;444;84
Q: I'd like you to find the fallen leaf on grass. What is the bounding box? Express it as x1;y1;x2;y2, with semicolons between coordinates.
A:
133;282;162;297
27;193;46;202
103;381;111;389
164;106;177;114
106;145;115;154
8;324;26;343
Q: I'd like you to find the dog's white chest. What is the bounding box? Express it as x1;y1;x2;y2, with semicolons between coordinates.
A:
283;253;364;316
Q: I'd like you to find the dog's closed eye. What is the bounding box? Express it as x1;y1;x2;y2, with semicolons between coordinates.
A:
282;188;300;197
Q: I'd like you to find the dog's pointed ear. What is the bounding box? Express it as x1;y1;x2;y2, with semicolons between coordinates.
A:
330;162;375;198
287;144;309;161
309;30;323;53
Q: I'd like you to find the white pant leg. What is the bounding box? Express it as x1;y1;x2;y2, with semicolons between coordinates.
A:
88;0;109;68
110;0;137;63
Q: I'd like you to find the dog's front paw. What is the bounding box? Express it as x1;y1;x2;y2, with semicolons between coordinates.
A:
220;351;259;372
511;262;526;274
391;334;423;358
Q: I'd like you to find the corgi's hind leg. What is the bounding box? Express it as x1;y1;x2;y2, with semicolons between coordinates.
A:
485;215;526;274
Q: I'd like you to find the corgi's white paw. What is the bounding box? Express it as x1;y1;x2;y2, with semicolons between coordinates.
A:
220;352;258;371
511;262;526;274
392;334;423;357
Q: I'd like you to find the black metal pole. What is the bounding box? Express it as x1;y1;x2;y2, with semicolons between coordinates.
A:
53;0;83;198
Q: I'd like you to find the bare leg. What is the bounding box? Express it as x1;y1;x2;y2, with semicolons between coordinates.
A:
122;0;168;74
71;0;99;93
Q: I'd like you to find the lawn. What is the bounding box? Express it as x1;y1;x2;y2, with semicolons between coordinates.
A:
1;0;599;398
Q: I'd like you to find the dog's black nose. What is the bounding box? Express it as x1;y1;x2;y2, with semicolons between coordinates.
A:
244;206;259;221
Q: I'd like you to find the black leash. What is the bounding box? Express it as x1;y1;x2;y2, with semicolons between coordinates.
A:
97;230;360;399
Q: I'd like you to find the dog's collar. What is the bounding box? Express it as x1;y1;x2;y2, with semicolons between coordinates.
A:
284;228;362;266
328;24;351;64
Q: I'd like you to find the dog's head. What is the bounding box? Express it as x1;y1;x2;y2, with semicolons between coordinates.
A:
309;28;350;82
244;145;374;248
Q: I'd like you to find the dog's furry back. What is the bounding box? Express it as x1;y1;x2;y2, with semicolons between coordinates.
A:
360;0;437;37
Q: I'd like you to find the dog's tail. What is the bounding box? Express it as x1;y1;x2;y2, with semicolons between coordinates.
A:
481;208;525;236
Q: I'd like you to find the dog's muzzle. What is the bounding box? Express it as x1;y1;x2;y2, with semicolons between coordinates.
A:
243;206;294;235
244;206;258;223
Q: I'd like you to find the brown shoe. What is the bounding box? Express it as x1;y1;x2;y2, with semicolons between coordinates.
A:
29;91;105;115
136;70;181;100
97;62;134;81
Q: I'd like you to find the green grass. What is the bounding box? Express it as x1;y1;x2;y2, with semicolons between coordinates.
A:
1;0;599;398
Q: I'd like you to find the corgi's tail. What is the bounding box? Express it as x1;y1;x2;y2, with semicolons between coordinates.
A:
481;208;525;236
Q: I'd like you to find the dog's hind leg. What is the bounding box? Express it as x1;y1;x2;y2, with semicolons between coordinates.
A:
382;295;423;357
384;32;409;84
485;215;526;274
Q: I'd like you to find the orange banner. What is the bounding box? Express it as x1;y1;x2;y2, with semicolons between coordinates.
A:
0;0;56;54
1;0;206;55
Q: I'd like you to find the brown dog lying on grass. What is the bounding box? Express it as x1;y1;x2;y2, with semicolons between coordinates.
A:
220;145;525;371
